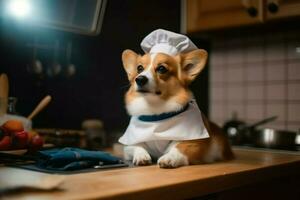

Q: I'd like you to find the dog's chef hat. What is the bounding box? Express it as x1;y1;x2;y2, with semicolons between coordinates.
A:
141;29;198;56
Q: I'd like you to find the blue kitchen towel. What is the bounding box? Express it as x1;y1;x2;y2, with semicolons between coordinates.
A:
36;147;122;171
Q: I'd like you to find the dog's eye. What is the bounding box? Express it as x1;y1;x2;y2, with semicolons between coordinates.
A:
137;65;144;73
156;65;168;74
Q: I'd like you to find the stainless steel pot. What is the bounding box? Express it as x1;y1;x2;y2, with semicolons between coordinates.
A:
223;116;277;145
251;128;298;149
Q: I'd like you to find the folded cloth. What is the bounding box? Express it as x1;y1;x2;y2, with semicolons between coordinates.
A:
36;147;122;171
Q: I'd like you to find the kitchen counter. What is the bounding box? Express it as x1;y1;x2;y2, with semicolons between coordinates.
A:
1;148;300;200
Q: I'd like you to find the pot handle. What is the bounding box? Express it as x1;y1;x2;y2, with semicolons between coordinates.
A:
247;116;277;129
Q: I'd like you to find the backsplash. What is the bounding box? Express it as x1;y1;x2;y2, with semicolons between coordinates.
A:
209;29;300;131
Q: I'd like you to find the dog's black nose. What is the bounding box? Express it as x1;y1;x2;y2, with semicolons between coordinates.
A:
135;75;148;86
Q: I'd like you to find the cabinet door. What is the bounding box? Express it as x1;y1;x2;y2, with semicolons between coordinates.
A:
266;0;300;20
186;0;263;33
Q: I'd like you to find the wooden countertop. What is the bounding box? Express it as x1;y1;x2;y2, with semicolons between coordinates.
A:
2;148;300;200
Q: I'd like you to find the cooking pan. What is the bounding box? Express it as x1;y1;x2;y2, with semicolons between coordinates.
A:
224;116;277;145
251;128;298;150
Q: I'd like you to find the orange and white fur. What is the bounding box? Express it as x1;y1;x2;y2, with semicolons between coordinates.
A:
121;49;233;168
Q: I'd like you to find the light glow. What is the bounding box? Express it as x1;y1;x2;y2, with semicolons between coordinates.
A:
263;129;275;145
7;0;31;18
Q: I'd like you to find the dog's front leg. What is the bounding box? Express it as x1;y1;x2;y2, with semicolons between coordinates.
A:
157;143;189;168
124;145;152;166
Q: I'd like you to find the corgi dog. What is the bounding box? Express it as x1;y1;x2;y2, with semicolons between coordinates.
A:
119;48;234;168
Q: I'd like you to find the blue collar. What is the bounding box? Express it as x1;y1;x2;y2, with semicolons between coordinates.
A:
138;104;189;122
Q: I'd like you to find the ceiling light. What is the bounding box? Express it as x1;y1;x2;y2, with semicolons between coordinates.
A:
7;0;31;18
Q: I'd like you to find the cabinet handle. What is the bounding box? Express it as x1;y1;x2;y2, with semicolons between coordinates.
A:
268;2;279;13
247;7;258;17
242;0;258;17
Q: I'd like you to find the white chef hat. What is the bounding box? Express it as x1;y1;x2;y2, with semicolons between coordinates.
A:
140;29;198;56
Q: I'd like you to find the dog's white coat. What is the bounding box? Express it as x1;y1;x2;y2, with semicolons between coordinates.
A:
131;146;152;165
157;143;189;168
124;142;189;168
126;95;184;116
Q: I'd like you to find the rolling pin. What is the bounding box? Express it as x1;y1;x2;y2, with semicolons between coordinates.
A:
27;95;52;120
0;74;9;117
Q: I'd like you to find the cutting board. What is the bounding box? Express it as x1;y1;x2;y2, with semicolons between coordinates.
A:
0;167;65;191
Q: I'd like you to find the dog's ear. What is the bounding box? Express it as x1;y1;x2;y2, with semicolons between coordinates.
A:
179;49;208;84
122;49;139;81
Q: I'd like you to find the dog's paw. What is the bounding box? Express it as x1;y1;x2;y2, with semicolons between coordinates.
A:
133;148;152;166
157;148;188;168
